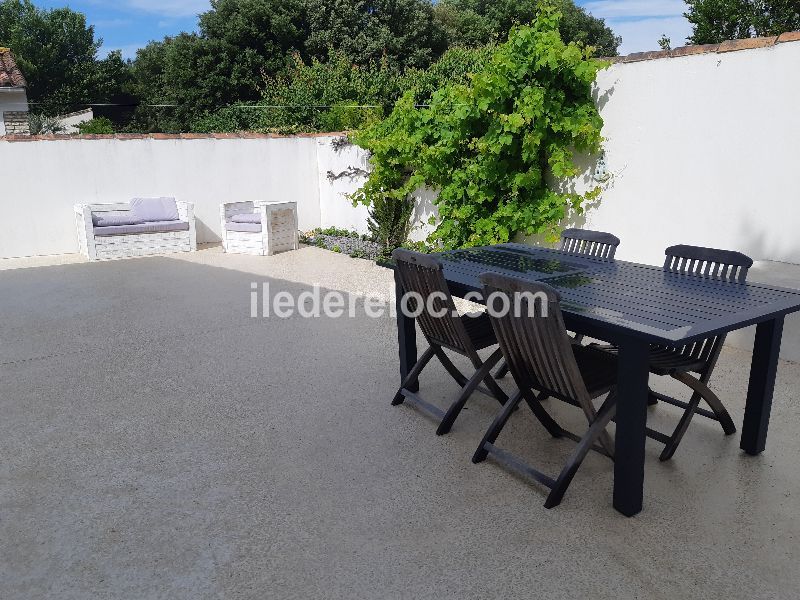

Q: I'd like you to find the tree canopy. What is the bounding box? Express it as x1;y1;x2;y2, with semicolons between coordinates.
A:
306;0;448;70
1;0;622;132
0;0;127;115
686;0;800;44
434;0;620;56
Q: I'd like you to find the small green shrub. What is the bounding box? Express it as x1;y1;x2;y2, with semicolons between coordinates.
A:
28;114;66;135
316;226;362;238
368;193;415;259
78;117;115;134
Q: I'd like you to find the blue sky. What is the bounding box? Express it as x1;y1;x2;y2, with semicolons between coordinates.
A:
34;0;693;59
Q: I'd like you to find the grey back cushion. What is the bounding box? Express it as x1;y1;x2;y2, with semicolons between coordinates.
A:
230;212;261;224
92;211;144;227
130;197;179;222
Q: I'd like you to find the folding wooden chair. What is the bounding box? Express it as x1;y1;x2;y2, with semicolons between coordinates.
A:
598;245;749;461
391;249;509;435
494;228;620;379
473;273;618;509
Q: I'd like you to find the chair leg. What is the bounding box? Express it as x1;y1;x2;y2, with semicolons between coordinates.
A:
658;390;701;461
392;346;436;405
436;351;503;435
676;371;736;435
545;395;617;509
494;361;510;379
432;346;470;387
520;387;564;439
659;371;737;461
479;350;509;407
473;391;524;463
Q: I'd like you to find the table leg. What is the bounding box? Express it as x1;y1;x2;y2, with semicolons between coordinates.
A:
613;335;650;517
394;267;418;392
741;316;784;455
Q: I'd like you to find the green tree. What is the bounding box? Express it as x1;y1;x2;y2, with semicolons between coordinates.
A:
353;6;608;249
129;34;240;132
194;50;397;133
305;0;448;70
198;0;309;93
0;0;126;114
686;0;800;44
398;45;494;102
434;0;621;56
194;44;494;134
130;0;309;132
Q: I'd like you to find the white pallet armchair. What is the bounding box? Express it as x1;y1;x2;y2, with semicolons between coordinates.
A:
75;198;197;261
220;200;299;256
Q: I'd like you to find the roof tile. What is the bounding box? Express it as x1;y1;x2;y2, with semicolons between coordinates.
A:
717;36;777;53
670;44;720;58
0;48;27;88
777;31;800;43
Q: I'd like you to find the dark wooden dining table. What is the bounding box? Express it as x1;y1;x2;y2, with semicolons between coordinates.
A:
393;243;800;516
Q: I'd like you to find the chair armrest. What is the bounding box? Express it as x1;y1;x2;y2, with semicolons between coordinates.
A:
176;200;194;222
74;204;97;259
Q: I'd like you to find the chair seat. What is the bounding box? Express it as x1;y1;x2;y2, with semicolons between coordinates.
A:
646;345;707;375
571;345;618;398
93;220;189;236
461;312;497;350
226;220;262;233
592;343;705;376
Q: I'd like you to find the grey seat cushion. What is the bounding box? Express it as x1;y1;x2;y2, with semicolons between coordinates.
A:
92;211;144;227
230;212;261;224
225;220;262;233
94;220;190;237
130;197;179;222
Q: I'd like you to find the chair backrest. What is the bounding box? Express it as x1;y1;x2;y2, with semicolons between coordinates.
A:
664;244;753;283
392;249;473;355
661;245;753;367
559;228;620;260
479;272;593;410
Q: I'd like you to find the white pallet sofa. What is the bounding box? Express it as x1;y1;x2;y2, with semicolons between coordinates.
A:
75;197;197;261
220;200;299;256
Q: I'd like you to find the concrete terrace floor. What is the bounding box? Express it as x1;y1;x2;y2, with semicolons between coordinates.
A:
1;246;799;600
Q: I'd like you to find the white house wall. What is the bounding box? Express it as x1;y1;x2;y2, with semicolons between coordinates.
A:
0;88;28;135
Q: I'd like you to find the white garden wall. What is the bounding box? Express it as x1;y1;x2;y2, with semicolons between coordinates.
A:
56;108;93;134
0;87;28;136
315;136;371;235
0;134;323;259
577;37;800;267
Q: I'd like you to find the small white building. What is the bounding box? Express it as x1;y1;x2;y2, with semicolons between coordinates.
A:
0;47;30;135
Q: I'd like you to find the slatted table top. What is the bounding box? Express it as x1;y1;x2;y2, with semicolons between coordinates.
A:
437;243;800;345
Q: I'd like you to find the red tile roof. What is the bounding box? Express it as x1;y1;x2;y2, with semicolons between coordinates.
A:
0;48;27;88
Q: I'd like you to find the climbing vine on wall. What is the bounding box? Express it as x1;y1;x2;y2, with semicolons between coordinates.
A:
351;5;608;250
